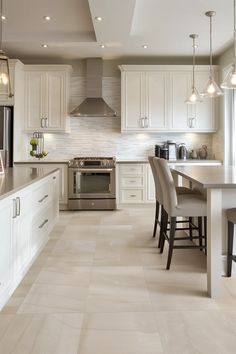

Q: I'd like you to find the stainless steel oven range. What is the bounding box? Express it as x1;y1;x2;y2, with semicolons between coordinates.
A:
68;157;116;210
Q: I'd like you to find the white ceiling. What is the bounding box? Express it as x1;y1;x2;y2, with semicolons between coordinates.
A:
2;0;234;61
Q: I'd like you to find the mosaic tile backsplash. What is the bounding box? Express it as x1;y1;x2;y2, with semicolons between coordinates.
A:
27;70;214;160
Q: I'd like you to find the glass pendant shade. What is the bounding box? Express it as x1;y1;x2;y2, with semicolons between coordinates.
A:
221;64;236;89
203;11;223;98
202;76;223;97
186;87;202;103
221;0;236;89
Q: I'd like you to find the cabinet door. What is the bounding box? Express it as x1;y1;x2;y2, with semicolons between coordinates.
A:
170;72;192;131
194;72;216;131
13;188;32;277
0;199;12;294
146;72;168;130
25;71;44;129
46;71;66;130
121;72;145;131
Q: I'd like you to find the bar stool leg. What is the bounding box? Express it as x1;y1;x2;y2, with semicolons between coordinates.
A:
166;217;176;270
227;220;234;277
189;217;193;240
204;216;207;255
160;208;168;253
198;217;203;250
153;200;160;238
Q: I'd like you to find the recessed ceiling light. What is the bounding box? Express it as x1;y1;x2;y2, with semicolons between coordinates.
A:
41;44;48;48
142;44;148;49
95;16;102;21
100;44;105;48
43;15;51;21
1;15;7;20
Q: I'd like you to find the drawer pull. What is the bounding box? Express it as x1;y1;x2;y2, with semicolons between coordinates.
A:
38;219;48;229
130;194;137;197
53;176;56;180
38;194;49;203
129;180;136;183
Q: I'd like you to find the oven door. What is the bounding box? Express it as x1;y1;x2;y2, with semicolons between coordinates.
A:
69;168;115;199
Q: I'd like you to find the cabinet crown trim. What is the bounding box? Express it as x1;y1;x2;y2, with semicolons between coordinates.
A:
119;65;218;72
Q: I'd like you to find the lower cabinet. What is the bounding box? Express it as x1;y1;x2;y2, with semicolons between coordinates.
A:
117;163;155;203
0;170;59;310
0;199;12;306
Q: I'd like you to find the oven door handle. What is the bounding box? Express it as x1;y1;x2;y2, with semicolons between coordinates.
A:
76;168;113;173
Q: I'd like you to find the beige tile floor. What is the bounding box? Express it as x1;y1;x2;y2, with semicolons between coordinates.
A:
1;205;236;353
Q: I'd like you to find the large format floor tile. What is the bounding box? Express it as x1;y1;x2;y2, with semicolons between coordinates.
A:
1;205;236;353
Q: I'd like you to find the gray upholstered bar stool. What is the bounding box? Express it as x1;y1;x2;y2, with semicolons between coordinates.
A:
153;157;207;269
226;208;236;277
148;156;198;241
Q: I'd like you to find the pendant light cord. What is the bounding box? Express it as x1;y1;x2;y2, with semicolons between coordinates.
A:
210;14;213;76
192;37;196;89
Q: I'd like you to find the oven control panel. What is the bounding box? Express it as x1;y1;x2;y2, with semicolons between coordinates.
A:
69;157;116;168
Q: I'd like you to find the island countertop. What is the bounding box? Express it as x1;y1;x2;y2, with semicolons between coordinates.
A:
172;165;236;188
0;166;59;201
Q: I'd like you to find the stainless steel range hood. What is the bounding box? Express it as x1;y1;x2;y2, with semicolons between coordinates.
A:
70;58;117;117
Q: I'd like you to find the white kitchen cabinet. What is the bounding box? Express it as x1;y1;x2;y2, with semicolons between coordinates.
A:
120;70;168;131
24;66;71;132
0;198;12;306
117;163;155;203
119;65;218;133
0;170;59;310
12;188;32;283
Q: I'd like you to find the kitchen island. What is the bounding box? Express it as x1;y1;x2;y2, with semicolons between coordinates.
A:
0;166;59;310
172;165;236;298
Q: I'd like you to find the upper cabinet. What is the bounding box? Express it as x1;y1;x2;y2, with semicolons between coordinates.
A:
24;65;72;132
119;65;218;133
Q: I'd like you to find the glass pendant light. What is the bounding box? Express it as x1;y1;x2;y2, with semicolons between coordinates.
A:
221;0;236;89
0;0;13;97
202;11;223;98
186;34;202;103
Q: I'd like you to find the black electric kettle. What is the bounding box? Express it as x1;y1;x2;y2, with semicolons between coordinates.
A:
178;143;188;160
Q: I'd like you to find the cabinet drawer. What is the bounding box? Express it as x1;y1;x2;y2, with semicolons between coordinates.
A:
32;179;52;212
120;164;144;175
121;176;144;188
121;189;144;203
31;206;53;257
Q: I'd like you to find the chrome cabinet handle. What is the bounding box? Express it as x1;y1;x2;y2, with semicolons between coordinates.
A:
41;118;45;128
53;176;56;180
45;118;48;128
129;180;136;183
188;117;196;128
140;117;145;128
144;117;149;127
38;219;48;229
12;199;17;219
130;194;137;197
16;197;21;216
38;194;48;203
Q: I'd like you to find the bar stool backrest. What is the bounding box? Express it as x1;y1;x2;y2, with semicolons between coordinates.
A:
154;157;178;214
148;156;164;204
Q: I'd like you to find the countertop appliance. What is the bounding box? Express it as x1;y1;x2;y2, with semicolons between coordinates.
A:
178;143;188;160
164;140;177;161
68;157;116;210
0;106;13;168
